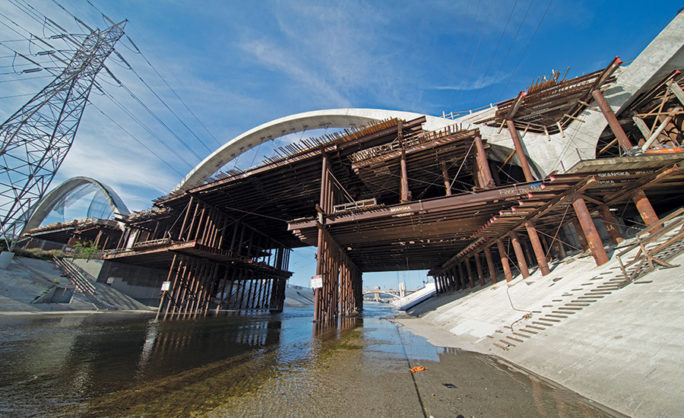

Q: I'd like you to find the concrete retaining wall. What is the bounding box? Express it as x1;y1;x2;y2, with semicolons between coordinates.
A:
70;258;104;279
96;261;166;306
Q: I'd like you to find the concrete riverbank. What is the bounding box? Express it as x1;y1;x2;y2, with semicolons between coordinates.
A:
398;240;684;417
0;255;155;314
0;255;313;315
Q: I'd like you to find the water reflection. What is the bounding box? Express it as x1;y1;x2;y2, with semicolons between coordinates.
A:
312;314;362;340
0;305;616;417
0;312;290;415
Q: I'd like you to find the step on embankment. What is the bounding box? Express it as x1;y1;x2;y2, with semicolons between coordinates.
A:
493;269;625;352
53;257;149;311
491;216;684;353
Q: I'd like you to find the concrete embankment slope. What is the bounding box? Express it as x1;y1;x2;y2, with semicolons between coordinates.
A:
284;284;313;307
399;244;684;417
0;256;93;312
0;256;153;313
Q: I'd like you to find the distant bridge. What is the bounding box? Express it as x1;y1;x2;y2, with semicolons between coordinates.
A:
362;288;416;302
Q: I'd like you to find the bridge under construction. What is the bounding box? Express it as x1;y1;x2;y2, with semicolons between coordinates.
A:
22;11;684;326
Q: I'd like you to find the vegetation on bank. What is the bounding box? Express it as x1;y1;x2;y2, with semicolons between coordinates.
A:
11;240;101;261
13;247;66;260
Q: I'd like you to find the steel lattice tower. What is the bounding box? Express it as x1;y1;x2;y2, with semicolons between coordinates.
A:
0;21;126;247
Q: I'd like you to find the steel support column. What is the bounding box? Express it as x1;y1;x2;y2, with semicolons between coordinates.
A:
400;152;410;203
555;239;566;260
572;195;609;266
506;120;534;182
496;239;513;282
484;246;497;284
441;161;452;196
525;221;550;275
474;252;484;286
598;205;623;244
474;135;495;188
465;257;474;288
592;88;633;152
510;231;530;278
633;189;661;231
399;121;411;203
523;241;534;267
314;155;330;321
571;218;589;251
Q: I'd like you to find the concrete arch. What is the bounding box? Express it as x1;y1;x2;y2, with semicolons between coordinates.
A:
174;108;454;192
554;12;684;171
24;176;130;232
488;143;544;180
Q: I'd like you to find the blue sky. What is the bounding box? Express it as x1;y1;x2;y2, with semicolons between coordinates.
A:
0;0;679;288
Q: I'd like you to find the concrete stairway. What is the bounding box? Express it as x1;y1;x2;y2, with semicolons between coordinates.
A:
492;266;629;351
53;256;150;311
492;213;684;352
53;256;97;296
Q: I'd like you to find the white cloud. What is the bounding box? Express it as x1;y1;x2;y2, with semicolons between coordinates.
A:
431;72;507;91
56;139;179;207
239;38;351;108
236;1;410;108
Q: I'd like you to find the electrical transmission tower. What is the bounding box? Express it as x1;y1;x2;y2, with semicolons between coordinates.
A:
0;20;126;248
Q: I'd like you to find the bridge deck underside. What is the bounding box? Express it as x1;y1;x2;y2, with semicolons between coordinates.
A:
452;155;684;265
131;117;486;273
86;108;683;322
289;183;541;271
291;154;684;273
150;117;429;250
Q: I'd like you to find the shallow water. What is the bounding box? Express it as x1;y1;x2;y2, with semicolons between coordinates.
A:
0;304;616;416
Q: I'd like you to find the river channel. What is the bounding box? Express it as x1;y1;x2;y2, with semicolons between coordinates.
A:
0;304;616;416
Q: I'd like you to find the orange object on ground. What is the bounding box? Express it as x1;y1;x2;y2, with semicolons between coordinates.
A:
410;366;427;373
645;147;683;154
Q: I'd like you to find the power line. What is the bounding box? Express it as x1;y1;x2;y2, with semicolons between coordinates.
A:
8;0;68;39
125;37;224;149
134;41;224;149
499;0;553;96
453;0;495;108
114;79;207;161
5;0;209;166
0;6;197;176
50;0;221;160
81;0;220;154
45;0;212;160
88;101;187;177
84;0;224;150
0;6;76;66
0;93;34;99
92;85;198;169
472;0;520;105
0;74;52;83
493;0;536;99
109;49;214;153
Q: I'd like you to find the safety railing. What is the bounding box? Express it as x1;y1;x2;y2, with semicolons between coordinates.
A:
617;208;684;281
53;256;97;296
